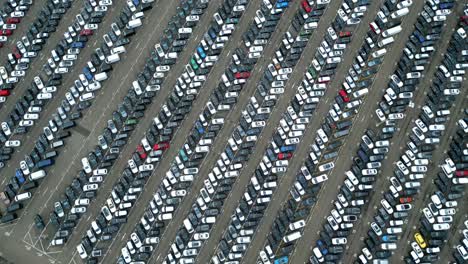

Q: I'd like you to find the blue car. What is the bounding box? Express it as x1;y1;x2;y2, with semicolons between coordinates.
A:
83;67;93;80
413;31;425;43
276;2;289;8
15;169;25;184
439;2;454;9
132;0;140;6
197;46;206;58
280;145;296;152
274;256;289;264
195;121;204;134
71;42;85;48
316;240;328;255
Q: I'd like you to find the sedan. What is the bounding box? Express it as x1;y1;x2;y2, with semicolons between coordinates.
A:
11;70;25;77
5;140;21;147
327;216;339;230
395;203;412;211
411;242;424;258
234;72;250;79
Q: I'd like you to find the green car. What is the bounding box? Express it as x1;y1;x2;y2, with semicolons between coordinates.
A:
34;214;45;230
308;67;318;79
179;149;188;161
125;119;138;125
190;58;199;70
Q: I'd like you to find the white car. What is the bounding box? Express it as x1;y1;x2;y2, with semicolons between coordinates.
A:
71;206;87;214
11;70;25;77
20;160;30;175
130;232;143;248
5;140;21;147
423;208;435;223
331;237;347;245
375;108;386;121
81;158;92;173
1;122;11;135
139;164;154;171
89;176;103;183
194;232;209;240
128;159;138;173
77;244;88;259
83;184;98;192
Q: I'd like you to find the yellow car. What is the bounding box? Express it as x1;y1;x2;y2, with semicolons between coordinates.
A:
414;232;427;248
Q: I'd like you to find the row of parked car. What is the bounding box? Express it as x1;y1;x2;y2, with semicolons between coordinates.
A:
308;1;463;263
403;121;467;264
0;0;156;223
0;0;76;170
50;0;220;262
191;0;383;262
129;0;315;263
452;218;468;262
245;1;410;263
0;0;116;211
245;0;412;263
47;0;211;245
42;0;194;253
350;6;466;264
0;1;137;221
110;0;280;263
0;0;33;49
0;0;117;167
0;0;74;110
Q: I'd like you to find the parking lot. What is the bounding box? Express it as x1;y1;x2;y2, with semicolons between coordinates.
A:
0;0;466;264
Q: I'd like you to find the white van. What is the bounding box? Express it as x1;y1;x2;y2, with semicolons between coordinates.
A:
158;213;173;221
105;53;120;64
126;18;142;29
179;27;192;34
14;192;32;202
390;7;409;19
378;37;394;48
111;46;126;55
283;231;302;243
382;25;402;37
195;146;209;153
180;175;194;182
184;219;194;233
372;48;387;58
353;88;369;98
257;197;271;203
263;181;277;188
79;92;95;101
225;171;239;178
29;170;46;180
94;72;108;82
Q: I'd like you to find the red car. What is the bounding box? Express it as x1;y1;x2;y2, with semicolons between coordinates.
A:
6;17;20;24
339;31;352;37
460;15;468;24
80;29;93;36
0;29;13;36
338;89;350;102
13;49;21;59
234;72;250;79
0;90;11;96
136;144;147;159
455;170;468;177
278;153;293;160
301;0;312;13
399;197;413;203
153;142;170;150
